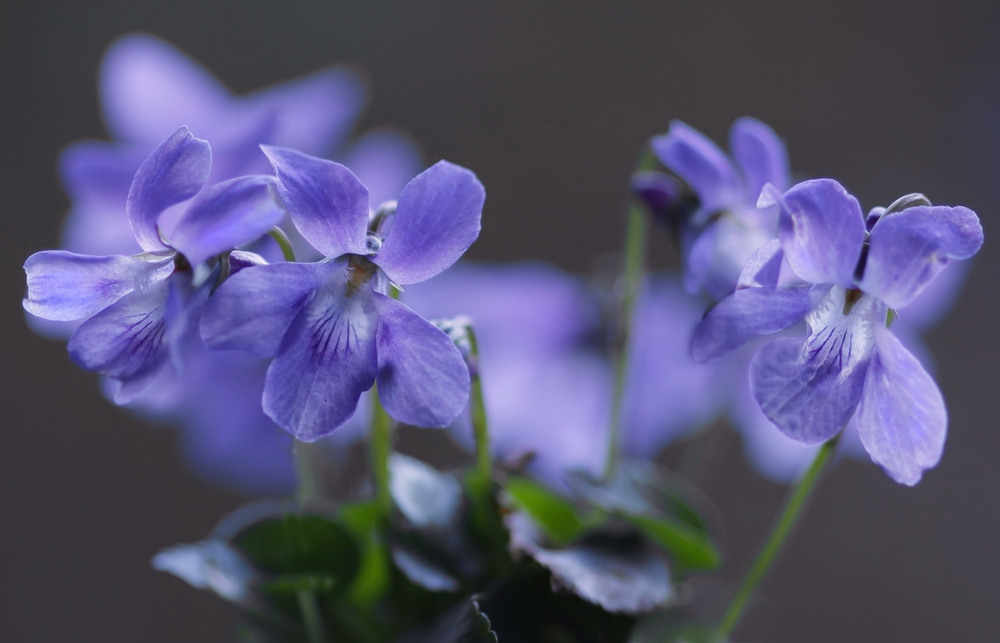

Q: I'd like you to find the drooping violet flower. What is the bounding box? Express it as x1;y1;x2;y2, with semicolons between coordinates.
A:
60;33;419;257
639;118;790;301
692;179;983;484
24;127;283;400
202;147;485;441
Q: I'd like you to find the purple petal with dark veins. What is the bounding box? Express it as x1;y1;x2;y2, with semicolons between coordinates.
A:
775;179;866;287
201;260;338;357
24;251;173;321
691;285;817;362
749;288;880;444
857;329;947;485
169;175;284;266
68;274;172;381
261;146;369;258
126;127;211;252
263;283;379;441
860;205;983;309
650;120;741;217
374;161;485;285
729;117;790;199
374;294;470;427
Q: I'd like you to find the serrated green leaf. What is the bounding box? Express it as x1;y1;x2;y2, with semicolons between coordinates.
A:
503;477;587;546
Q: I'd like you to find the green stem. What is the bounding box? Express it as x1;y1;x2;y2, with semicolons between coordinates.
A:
603;201;648;479
371;385;393;521
296;589;326;643
466;326;492;487
268;226;297;262
294;441;321;506
713;435;840;641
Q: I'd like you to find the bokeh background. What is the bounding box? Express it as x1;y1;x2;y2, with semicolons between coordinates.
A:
3;2;999;640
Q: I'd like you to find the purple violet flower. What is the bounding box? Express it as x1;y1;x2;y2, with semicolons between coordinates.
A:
644;118;790;301
24;127;283;400
60;33;419;258
202;147;486;441
692;179;983;484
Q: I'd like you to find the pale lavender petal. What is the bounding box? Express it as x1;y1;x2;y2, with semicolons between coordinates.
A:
247;67;366;155
261;146;369;258
126;128;211;252
749;289;880;444
201;261;337;357
162;274;211;371
623;278;724;454
685;210;777;300
100;34;231;143
169;176;283;266
374;295;470;427
729;117;789;199
892;260;968;331
68;275;172;381
860;205;983;308
374;161;485;285
343;128;423;207
650;120;741;216
737;239;784;289
691;285;817;362
263;283;379;441
857;329;947;485
775;179;866;287
23;251;172;321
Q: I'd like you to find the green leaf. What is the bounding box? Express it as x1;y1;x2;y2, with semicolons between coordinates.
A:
338;501;390;607
503;477;587;546
626;515;720;571
232;514;360;595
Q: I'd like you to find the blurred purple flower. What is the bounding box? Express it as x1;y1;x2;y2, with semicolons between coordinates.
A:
202;148;485;441
60;33;420;257
642;118;790;301
692;179;983;484
24;127;283;401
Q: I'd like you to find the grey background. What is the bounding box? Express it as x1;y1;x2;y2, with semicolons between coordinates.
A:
3;1;999;640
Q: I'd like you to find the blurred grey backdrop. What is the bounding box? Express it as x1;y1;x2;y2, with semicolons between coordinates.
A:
2;1;999;641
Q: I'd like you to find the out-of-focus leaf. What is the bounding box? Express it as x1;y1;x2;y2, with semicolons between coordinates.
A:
339;501;391;607
391;545;462;593
626;515;720;571
629;612;715;643
389;453;464;529
507;513;674;614
396;599;497;643
232;514;360;595
152;540;259;606
503;476;588;546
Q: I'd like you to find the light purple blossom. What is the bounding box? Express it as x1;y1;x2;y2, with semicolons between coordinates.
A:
692;179;983;484
24;128;283;401
60;33;419;258
644;118;790;301
201;147;485;441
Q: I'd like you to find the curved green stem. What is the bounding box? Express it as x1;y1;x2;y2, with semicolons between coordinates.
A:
713;435;840;641
297;589;327;643
294;441;321;506
465;326;492;487
370;387;393;522
268;226;297;263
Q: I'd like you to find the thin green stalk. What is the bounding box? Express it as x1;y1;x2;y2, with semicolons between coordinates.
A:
713;435;840;641
268;226;297;262
603;201;648;479
371;385;393;521
466;326;492;487
294;441;321;506
296;589;327;643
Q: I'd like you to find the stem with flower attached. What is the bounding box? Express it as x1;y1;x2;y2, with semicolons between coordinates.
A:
294;441;322;506
713;435;840;641
465;325;493;489
603;149;656;480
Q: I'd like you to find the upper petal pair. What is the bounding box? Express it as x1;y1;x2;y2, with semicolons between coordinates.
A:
262;146;485;284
